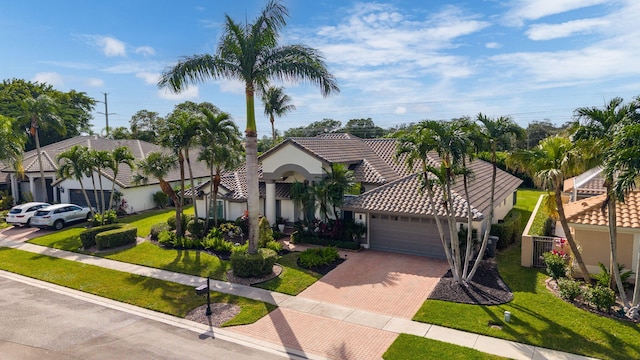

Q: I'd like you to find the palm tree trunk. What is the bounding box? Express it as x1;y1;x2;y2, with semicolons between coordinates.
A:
424;171;458;282
159;178;181;236
461;159;473;279
108;170;118;211
245;86;260;254
271;115;276;144
97;167;106;224
467;152;497;281
213;173;221;228
606;195;629;307
446;179;462;280
555;185;591;282
185;148;199;219
90;172;100;214
632;248;640;307
34;127;48;203
177;151;185;237
80;182;94;219
206;162;214;230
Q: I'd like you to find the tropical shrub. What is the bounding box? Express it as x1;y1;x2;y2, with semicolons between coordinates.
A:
543;250;568;281
150;222;169;240
230;248;278;278
187;218;206;239
158;230;177;247
258;216;274;247
490;211;521;249
298;246;340;269
153;191;169;208
92;210;117;226
586;285;616;312
264;240;282;252
593;262;634;290
202;236;234;252
557;278;583;302
167;213;192;231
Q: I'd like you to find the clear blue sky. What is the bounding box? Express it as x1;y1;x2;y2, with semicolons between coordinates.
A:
2;0;638;136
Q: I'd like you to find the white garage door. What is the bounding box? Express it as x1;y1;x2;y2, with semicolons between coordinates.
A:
369;213;447;258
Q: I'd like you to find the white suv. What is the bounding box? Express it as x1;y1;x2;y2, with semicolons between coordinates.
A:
5;202;51;227
30;204;93;230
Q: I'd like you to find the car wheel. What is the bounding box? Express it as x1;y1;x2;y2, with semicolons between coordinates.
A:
54;220;64;231
86;213;92;222
26;219;31;228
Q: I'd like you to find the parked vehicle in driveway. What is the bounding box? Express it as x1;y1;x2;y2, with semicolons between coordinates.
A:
30;204;93;230
5;202;51;227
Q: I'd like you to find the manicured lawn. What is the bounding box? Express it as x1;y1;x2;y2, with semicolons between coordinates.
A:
412;189;640;360
0;247;275;326
383;334;506;360
116;206;194;237
528;193;550;236
28;227;85;251
254;252;323;295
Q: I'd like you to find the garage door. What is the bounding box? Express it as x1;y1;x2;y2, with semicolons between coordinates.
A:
369;213;447;258
69;189;111;209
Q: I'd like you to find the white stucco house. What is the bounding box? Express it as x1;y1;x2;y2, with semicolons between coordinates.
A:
0;135;210;213
191;133;522;258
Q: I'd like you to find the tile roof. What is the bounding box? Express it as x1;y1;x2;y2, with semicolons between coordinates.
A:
216;134;522;219
1;135;211;188
565;191;640;229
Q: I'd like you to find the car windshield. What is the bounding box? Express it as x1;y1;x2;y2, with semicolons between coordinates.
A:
34;210;50;216
9;208;23;214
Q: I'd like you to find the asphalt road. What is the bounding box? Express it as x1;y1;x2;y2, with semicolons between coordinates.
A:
0;273;286;360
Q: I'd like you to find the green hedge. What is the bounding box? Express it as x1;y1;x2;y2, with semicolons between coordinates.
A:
290;231;360;250
490;211;522;250
230;248;278;278
80;224;125;249
95;226;138;250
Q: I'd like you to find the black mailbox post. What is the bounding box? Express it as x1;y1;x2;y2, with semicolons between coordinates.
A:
195;278;212;316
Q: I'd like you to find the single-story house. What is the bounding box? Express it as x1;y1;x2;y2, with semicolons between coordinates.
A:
563;190;640;277
192;133;522;258
0;135;210;213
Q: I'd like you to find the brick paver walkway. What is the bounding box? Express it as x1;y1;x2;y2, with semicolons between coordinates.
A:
298;250;449;318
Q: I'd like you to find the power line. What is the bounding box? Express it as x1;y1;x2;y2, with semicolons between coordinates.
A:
96;92;116;136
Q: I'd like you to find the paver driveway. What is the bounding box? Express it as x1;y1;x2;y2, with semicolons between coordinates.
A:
299;250;449;319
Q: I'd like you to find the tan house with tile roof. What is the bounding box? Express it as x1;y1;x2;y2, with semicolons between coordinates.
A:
193;133;522;258
563;191;640;277
0;135;210;212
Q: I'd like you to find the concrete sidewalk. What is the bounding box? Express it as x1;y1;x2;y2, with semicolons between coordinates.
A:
0;238;598;360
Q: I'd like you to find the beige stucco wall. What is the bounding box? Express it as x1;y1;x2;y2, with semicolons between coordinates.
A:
574;227;636;275
262;143;324;178
493;191;515;223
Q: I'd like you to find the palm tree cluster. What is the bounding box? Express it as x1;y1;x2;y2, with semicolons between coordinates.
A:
134;103;242;237
395;115;524;285
158;0;339;254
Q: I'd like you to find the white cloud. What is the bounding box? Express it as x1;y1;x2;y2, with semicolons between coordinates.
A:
86;78;104;87
135;46;155;56
485;42;502;49
80;34;126;57
394;106;407;114
159;86;199;100
136;72;160;85
505;0;610;25
526;18;609;40
32;72;64;87
218;79;245;94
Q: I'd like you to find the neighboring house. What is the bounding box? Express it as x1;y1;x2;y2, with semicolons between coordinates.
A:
563;167;605;201
192;133;522;258
0;135;210;213
563;190;640;278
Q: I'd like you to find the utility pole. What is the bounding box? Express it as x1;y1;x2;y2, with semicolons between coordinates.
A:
97;92;115;136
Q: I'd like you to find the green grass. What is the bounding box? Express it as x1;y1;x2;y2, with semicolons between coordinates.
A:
0;247;275;326
383;334;506;360
528;194;550;236
104;242;230;280
412;189;640;360
254;252;323;295
28;227;85;251
116;206;194;237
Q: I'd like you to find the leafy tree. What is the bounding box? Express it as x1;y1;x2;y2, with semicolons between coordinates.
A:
342;118;386;138
129;110;165;143
574;96;640;306
197;108;242;228
323;163;356;219
507;136;592;282
158;0;339;255
108;126;132;140
262;86;295;143
520;120;563;149
56;145;94;217
0;115;25;172
0;79;95;149
21;94;65;202
284;118;341;137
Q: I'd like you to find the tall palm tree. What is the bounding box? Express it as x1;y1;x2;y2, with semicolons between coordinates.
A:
394;124;459;282
574;97;640;298
92;149;112;217
262;86;296;143
507;135;591;282
197;108;242;228
21;95;65;202
158;0;339;254
607;120;640;315
323;163;356;219
134;152;180;235
56;145;94;217
107;146;135;211
467;113;524;281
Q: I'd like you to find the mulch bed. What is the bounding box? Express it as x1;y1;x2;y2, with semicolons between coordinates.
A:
184;303;241;328
226;264;283;286
428;259;513;305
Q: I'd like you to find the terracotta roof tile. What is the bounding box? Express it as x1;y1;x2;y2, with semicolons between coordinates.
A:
565;191;640;229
